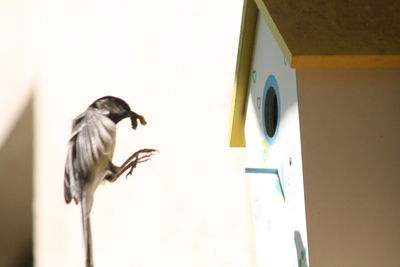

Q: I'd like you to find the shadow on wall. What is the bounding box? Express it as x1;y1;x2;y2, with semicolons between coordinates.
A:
0;95;33;267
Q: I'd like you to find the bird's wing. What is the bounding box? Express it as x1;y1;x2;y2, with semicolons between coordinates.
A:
64;108;116;204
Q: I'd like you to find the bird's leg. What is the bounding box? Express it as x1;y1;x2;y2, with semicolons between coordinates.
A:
104;162;118;182
104;149;157;182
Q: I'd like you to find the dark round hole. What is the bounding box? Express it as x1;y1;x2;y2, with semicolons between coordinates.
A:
264;86;278;138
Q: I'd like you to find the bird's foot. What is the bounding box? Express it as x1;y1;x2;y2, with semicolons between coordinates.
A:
122;149;158;178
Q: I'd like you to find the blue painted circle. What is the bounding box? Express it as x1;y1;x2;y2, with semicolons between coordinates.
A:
262;75;280;144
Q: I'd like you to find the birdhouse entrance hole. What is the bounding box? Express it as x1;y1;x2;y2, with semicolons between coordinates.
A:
262;75;280;144
264;86;278;138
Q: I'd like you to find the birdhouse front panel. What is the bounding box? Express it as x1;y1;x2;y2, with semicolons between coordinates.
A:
245;15;309;267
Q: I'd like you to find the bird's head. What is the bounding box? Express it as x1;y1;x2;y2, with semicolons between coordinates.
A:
90;96;147;129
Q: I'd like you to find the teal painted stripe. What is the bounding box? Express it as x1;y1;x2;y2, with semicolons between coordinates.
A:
246;167;285;201
245;168;278;174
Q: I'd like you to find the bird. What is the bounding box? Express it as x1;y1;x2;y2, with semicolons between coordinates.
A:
64;96;157;267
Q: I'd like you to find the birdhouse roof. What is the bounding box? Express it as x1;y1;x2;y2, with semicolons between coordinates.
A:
229;0;400;147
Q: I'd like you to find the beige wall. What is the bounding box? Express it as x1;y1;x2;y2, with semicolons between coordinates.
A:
32;1;252;267
0;0;34;266
297;68;400;267
0;0;33;146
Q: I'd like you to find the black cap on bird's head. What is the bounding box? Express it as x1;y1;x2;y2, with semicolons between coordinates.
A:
90;95;147;129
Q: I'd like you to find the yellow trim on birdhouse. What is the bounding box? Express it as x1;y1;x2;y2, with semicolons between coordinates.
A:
291;55;400;68
229;0;258;147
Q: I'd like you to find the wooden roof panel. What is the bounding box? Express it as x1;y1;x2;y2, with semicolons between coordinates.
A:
256;0;400;67
264;0;400;55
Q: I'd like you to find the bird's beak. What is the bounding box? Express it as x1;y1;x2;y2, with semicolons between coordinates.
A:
130;111;147;130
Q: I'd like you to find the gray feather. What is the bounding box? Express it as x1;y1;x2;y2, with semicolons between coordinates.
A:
64;108;116;204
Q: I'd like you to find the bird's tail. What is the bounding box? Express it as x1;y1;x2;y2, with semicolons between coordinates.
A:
81;197;94;267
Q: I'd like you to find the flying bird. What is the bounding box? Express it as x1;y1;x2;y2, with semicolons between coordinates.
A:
64;96;157;267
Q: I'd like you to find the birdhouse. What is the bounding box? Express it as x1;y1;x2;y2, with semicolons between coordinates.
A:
229;1;400;266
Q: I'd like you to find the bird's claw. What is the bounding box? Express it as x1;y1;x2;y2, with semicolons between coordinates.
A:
124;149;158;179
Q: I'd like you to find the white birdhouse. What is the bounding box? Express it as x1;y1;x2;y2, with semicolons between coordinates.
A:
229;1;400;266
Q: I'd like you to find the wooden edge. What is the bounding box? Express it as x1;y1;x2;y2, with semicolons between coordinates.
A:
254;0;293;66
292;55;400;68
229;0;258;147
